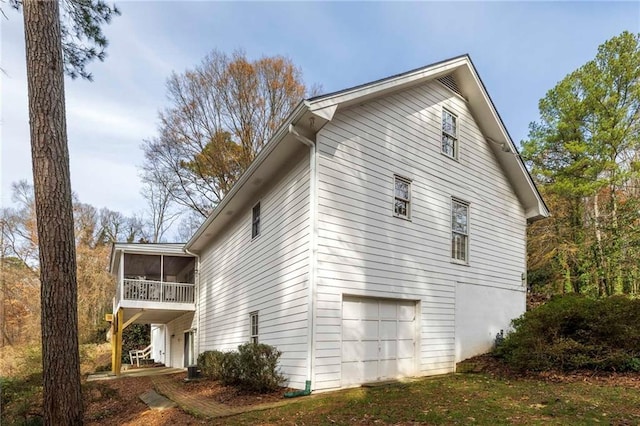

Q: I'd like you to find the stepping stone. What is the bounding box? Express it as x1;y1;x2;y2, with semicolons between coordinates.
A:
139;389;177;410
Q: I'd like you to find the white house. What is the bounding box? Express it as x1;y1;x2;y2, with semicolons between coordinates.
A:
109;54;548;391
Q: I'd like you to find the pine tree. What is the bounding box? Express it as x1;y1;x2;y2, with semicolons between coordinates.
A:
19;0;119;422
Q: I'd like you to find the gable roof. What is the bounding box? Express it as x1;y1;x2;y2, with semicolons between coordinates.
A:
186;54;549;252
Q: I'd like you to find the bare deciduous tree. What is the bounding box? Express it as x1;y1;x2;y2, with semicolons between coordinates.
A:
95;208;145;244
141;173;181;243
142;50;315;217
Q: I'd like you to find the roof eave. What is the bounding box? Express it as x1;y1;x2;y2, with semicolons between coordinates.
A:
185;101;310;251
307;54;470;113
460;57;549;220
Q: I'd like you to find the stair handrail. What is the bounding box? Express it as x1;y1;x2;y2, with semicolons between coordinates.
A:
129;344;153;367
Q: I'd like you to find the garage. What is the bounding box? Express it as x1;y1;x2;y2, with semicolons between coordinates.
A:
341;296;417;386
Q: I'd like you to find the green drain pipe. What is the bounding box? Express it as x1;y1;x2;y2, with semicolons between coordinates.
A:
284;380;311;398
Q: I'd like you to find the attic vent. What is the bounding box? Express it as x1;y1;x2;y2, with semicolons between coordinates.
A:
437;74;463;97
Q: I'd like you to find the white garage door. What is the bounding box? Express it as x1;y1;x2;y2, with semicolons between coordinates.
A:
342;296;416;386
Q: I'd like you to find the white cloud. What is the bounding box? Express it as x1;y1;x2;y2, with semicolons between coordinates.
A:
66;98;156;147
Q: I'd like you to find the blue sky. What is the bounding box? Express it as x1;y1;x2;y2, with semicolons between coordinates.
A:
1;1;639;217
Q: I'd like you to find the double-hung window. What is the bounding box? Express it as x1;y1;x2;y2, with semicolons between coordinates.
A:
442;109;458;159
451;199;469;263
251;202;261;239
249;311;259;344
394;176;411;219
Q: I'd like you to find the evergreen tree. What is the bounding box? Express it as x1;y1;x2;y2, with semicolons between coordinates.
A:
523;31;640;296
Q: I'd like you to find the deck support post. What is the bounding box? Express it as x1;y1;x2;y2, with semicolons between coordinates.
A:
110;315;116;374
111;308;124;375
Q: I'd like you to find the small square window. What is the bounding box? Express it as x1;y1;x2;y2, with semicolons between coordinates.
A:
252;203;261;239
451;198;469;263
442;109;458;159
249;311;259;344
394;176;411;219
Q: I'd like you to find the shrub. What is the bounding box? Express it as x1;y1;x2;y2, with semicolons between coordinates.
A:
121;324;150;364
196;343;286;392
197;350;225;378
1;373;43;425
237;343;286;392
219;350;242;386
197;350;242;385
496;294;640;372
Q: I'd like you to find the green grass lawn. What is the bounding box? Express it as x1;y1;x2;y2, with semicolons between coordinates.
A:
3;367;640;425
214;373;640;425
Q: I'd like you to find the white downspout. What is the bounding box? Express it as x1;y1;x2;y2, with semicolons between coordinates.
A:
184;248;201;361
289;124;318;390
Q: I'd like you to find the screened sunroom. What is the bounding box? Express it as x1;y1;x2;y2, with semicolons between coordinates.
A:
110;243;196;324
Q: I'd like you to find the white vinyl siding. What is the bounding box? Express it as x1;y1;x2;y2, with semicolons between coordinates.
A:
165;312;195;368
196;155;311;389
314;79;526;390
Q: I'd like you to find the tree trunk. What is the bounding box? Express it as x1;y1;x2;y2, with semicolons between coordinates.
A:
22;0;84;424
609;186;623;294
592;193;607;296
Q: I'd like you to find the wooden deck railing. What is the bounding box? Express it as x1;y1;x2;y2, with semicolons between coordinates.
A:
122;279;195;304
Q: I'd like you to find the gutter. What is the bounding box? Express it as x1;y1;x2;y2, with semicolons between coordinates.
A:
288;123;318;395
